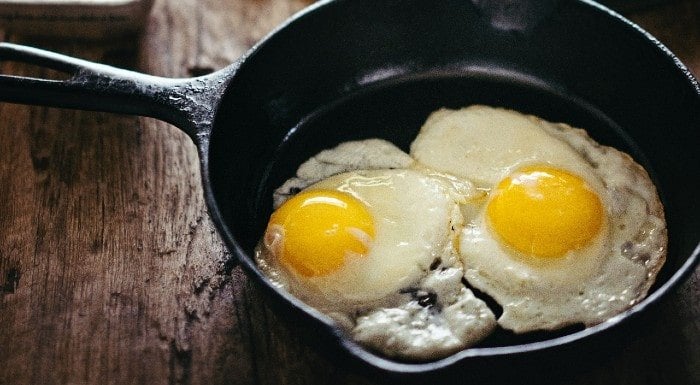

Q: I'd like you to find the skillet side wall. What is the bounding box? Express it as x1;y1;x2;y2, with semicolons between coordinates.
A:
205;0;699;369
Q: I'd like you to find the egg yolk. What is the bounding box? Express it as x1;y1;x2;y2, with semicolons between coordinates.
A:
486;165;604;258
267;189;375;277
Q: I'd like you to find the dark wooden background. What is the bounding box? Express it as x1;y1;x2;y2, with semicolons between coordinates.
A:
1;1;698;384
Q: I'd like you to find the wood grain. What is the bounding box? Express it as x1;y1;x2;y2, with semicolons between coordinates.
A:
0;1;697;384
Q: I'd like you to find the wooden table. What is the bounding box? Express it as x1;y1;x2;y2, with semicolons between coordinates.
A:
1;1;698;384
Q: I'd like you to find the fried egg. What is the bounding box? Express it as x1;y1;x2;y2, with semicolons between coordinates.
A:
410;105;667;332
263;169;467;304
256;139;497;359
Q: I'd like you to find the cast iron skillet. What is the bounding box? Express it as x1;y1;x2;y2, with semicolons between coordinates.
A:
1;0;699;378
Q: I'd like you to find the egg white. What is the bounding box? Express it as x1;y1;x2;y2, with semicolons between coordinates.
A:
410;106;592;187
273;138;414;209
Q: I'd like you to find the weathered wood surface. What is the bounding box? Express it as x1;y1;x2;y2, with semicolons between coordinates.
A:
0;1;697;384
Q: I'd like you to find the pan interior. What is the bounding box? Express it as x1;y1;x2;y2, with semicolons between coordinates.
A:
208;69;695;351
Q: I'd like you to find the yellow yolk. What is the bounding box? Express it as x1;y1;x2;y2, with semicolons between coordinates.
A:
267;189;375;277
486;165;604;258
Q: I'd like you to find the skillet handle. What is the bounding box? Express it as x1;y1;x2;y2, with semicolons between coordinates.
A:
0;42;232;142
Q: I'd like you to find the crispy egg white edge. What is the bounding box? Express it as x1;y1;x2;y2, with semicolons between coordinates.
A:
537;116;667;287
